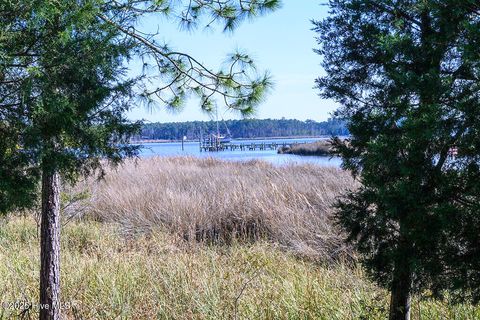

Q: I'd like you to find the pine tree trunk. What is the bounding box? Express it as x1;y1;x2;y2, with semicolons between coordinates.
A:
39;169;61;320
389;260;412;320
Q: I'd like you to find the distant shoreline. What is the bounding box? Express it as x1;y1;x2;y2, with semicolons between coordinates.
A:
132;135;331;144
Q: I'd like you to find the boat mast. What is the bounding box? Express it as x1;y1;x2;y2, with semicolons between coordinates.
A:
222;118;231;137
216;107;220;138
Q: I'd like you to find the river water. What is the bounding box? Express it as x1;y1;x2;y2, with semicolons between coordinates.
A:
138;138;342;167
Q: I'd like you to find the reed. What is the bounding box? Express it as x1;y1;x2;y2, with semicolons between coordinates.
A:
74;156;355;262
3;158;479;319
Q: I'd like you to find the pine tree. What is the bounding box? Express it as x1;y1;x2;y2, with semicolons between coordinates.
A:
6;2;139;318
314;1;480;319
0;0;40;213
1;1;280;319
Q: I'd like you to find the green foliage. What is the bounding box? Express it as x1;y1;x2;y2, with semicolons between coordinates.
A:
314;0;480;304
36;1;140;174
0;0;40;213
140;118;348;140
175;0;282;31
0;0;141;210
1;0;281;212
105;1;279;117
0;125;39;213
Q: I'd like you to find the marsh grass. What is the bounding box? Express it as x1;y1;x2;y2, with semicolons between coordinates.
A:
75;157;356;262
2;158;480;319
277;140;332;156
1;217;479;319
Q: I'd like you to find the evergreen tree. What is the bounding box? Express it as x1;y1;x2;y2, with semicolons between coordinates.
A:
3;1;140;318
0;0;40;213
1;1;279;319
314;1;480;319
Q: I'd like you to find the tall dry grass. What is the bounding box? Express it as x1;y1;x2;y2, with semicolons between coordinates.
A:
1;217;478;319
4;158;480;319
75;157;356;261
278;140;332;156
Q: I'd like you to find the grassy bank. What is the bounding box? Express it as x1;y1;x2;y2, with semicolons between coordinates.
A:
278;140;332;156
1;157;479;319
1;217;479;319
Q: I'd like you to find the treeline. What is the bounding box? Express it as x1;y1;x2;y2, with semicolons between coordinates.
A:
138;118;348;140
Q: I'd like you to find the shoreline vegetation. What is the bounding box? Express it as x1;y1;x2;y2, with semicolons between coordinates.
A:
1;157;478;318
278;140;333;156
133;135;331;144
138;118;348;141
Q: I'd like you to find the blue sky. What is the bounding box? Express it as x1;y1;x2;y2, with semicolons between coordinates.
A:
126;1;337;123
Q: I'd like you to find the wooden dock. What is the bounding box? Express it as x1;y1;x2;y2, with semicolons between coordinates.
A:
199;141;308;152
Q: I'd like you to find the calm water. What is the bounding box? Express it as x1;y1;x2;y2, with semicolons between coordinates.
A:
138;138;342;167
